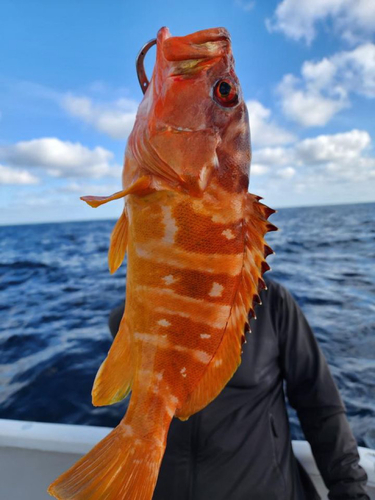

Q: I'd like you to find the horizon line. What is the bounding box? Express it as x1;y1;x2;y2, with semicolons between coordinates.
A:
1;199;374;228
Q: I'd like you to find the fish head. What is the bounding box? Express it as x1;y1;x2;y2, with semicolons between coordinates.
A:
128;27;250;195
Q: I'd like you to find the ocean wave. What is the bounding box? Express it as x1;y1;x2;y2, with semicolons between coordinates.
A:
0;260;52;270
0;203;374;447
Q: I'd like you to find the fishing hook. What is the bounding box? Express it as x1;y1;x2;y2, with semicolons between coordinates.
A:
136;38;157;94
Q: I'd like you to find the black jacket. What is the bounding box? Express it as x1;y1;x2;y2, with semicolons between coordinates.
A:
109;280;369;500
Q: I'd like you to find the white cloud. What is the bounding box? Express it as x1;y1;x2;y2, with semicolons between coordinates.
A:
235;0;255;12
296;129;371;164
251;164;269;176
246;100;295;147
277;166;296;179
278;74;347;127
253;146;293;166
296;130;375;182
277;43;375;127
64;181;120;195
301;58;338;89
251;129;375;183
244;108;374;188
251;147;296;182
0;138;121;179
249;128;375;207
0;164;39;185
330;43;375;98
266;0;375;45
62;94;137;140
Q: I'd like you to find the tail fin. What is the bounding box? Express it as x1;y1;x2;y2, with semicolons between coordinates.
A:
48;424;165;500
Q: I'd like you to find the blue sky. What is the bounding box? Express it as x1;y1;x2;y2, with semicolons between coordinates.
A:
1;0;374;224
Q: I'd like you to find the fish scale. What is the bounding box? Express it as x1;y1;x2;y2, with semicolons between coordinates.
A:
48;26;275;500
126;188;244;406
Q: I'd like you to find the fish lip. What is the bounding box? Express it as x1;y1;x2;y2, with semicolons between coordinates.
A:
161;124;217;134
157;26;172;40
162;28;231;62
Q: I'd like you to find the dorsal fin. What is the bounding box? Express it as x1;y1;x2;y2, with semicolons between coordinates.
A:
175;193;276;420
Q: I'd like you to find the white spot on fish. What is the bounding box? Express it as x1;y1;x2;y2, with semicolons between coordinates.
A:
122;425;134;437
134;244;153;259
209;282;224;297
194;350;212;363
222;229;235;240
155;372;163;381
162;274;175;285
162;206;178;244
158;319;171;327
134;332;170;348
155;307;191;319
135;331;214;365
166;405;175;417
211;198;243;223
214;358;223;367
200;333;211;339
198;165;211;191
135;242;243;276
180;367;187;378
152;289;231;329
169;395;180;407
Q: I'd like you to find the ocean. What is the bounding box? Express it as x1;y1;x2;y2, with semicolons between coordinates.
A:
0;202;374;447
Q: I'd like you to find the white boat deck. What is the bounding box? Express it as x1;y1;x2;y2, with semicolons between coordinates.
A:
0;419;374;499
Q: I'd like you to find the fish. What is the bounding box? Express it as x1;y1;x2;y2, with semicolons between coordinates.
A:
48;26;276;500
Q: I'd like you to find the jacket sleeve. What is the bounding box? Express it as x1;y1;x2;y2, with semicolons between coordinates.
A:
273;282;369;500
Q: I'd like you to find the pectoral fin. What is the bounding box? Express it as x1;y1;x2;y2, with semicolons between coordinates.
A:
80;175;153;208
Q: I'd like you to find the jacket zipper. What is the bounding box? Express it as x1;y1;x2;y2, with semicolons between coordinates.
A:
188;414;200;500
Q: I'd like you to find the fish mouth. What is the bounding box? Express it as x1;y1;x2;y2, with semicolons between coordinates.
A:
162;27;231;63
162;124;216;134
157;26;171;41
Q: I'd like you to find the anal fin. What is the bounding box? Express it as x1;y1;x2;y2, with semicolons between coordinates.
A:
92;316;133;407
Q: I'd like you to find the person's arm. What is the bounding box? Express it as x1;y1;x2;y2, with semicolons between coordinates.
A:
109;304;125;339
273;282;369;500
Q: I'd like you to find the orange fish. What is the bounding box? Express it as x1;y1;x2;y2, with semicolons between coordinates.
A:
48;27;276;500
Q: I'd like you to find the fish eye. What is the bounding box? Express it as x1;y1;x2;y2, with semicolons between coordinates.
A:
213;78;239;107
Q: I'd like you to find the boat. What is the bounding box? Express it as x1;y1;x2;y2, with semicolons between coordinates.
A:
1;418;374;499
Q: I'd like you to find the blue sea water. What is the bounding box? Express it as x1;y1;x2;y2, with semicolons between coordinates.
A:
0;203;374;447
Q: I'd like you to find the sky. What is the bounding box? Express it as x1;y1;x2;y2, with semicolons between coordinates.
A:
0;0;374;225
